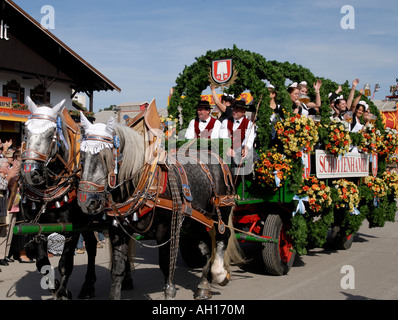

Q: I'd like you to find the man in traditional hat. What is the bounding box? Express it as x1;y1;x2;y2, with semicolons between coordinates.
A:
219;99;256;176
185;100;221;139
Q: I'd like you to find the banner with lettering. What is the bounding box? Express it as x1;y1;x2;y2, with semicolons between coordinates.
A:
0;107;31;122
315;150;369;179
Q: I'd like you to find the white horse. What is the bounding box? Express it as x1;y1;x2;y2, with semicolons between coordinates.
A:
20;97;98;299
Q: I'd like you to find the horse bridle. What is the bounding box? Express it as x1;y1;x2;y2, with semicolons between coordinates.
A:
78;134;120;205
21;113;81;207
22;114;59;167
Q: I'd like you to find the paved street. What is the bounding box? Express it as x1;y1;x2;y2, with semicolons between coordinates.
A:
0;216;397;301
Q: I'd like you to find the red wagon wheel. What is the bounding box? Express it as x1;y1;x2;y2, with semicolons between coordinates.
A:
262;214;295;276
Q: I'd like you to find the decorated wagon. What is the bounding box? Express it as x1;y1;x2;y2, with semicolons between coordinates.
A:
168;46;398;276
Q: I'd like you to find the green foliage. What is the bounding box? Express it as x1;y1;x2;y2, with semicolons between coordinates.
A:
306;208;334;249
288;214;309;255
359;184;397;228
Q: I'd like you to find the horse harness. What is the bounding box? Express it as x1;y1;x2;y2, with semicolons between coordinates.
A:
82;131;236;234
21;110;82;212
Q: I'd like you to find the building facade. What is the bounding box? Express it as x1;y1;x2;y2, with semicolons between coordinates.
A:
0;0;120;146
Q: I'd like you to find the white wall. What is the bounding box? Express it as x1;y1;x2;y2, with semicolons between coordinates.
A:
0;72;73;108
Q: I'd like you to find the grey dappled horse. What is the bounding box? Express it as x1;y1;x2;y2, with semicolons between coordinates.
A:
77;111;244;300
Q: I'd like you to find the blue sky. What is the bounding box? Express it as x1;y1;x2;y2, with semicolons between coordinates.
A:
13;0;398;112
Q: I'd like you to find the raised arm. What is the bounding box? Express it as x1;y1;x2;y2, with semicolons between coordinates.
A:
347;78;359;111
304;79;322;111
352;89;364;110
210;84;227;113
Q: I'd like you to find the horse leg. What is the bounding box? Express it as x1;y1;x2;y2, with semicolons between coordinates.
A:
55;233;79;300
211;210;245;287
121;238;134;291
34;237;50;273
78;231;97;299
109;226;129;300
211;236;230;286
194;239;213;300
34;238;58;295
121;258;134;290
157;231;177;300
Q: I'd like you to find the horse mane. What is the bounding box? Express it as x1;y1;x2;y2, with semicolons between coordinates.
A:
113;123;145;199
59;112;71;161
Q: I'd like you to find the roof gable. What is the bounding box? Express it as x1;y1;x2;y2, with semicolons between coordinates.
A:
0;0;120;93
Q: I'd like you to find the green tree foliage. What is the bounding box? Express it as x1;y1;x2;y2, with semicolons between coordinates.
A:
168;45;381;150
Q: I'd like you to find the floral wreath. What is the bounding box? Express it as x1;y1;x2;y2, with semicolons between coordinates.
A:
359;123;382;154
295;176;332;213
275;114;319;158
332;179;360;214
255;148;292;190
322;120;350;156
363;176;388;202
380;128;398;161
382;170;398;198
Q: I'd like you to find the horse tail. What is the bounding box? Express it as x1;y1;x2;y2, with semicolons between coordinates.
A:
223;207;246;270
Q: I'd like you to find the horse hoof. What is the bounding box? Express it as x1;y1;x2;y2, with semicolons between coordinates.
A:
121;278;134;291
165;284;176;300
55;290;72;300
194;289;212;300
218;272;230;287
78;281;96;299
78;287;95;299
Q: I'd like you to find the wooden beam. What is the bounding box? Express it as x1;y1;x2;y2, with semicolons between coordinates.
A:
88;89;93;112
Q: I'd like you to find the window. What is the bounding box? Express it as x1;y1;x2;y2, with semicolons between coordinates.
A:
2;80;24;104
30;84;50;105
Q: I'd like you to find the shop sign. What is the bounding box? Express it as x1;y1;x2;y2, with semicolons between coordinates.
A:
0;107;31;122
315;150;369;179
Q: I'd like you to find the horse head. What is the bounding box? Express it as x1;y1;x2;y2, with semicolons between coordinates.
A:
77;112;116;215
21;96;65;186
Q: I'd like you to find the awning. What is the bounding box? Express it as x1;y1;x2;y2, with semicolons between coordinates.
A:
0;107;31;122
